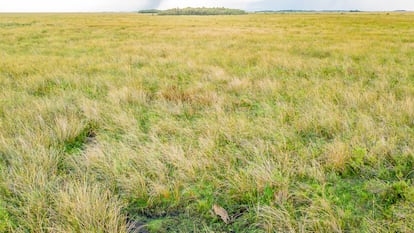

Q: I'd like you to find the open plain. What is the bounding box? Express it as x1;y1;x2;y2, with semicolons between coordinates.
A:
0;13;414;232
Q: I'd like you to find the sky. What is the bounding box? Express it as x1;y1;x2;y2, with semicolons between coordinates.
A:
0;0;414;12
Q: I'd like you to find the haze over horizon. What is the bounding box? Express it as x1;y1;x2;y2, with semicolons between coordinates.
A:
0;0;414;12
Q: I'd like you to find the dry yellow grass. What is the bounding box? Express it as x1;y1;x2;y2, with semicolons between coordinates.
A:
0;13;413;232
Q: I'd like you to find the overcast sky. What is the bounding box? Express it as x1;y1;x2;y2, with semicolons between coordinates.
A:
0;0;413;12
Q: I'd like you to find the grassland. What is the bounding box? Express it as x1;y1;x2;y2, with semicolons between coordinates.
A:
158;7;247;15
0;13;413;232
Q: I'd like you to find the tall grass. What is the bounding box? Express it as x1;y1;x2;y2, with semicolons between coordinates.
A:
0;13;413;232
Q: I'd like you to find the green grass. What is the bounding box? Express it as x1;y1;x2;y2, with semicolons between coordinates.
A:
0;199;13;232
0;13;413;232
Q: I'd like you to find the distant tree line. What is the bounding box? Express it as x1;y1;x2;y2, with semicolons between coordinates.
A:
139;7;247;15
138;9;161;14
254;9;363;13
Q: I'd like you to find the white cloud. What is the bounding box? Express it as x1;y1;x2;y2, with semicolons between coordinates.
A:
0;0;160;12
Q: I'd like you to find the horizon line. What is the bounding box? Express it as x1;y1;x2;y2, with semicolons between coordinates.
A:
0;10;412;13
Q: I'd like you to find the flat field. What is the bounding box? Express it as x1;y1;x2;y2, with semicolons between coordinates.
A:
0;13;413;232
